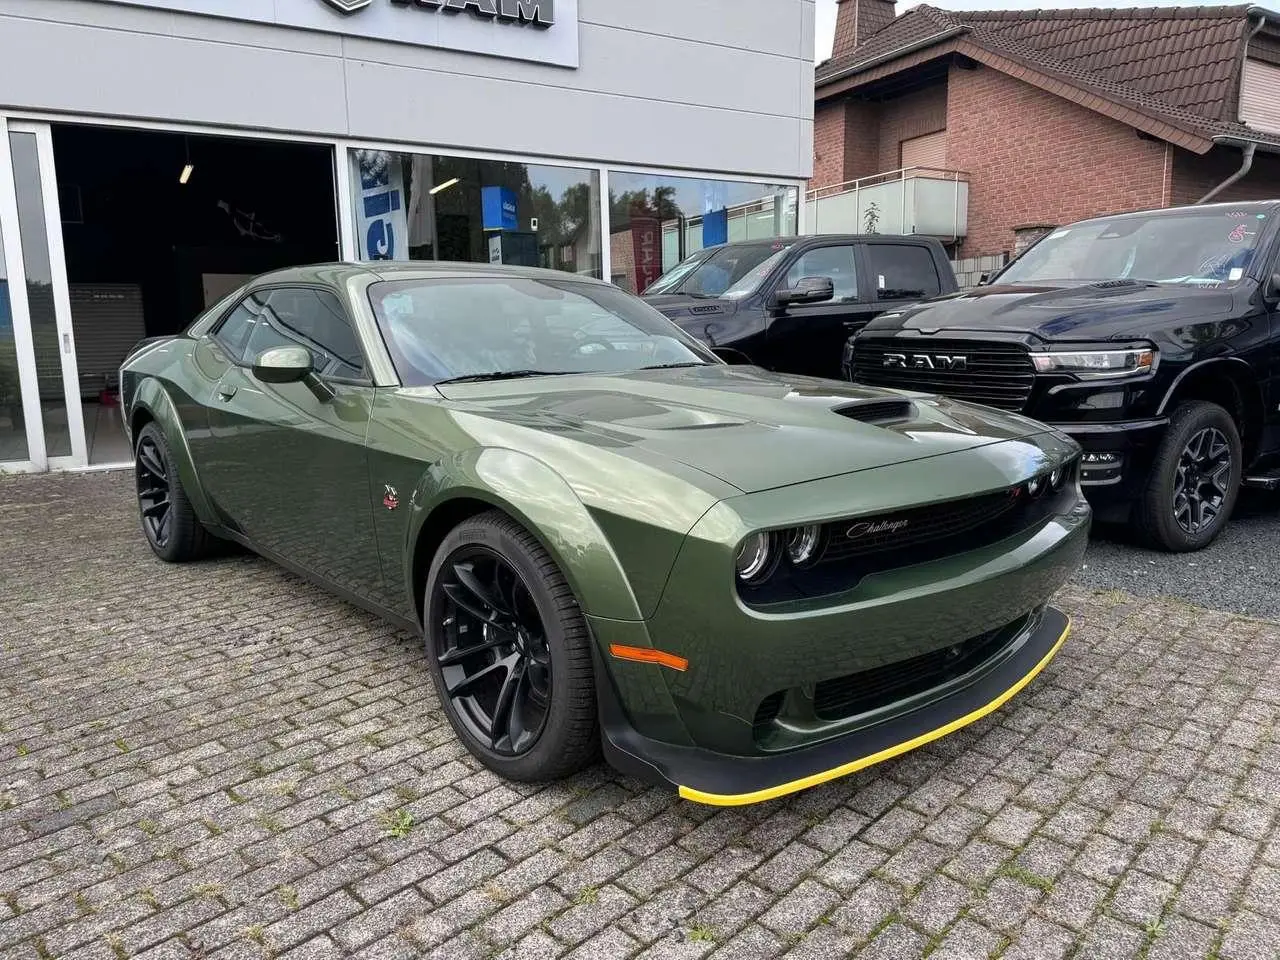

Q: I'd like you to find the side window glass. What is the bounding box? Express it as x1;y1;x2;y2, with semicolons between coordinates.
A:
251;288;367;380
210;297;262;363
865;244;942;301
784;246;858;302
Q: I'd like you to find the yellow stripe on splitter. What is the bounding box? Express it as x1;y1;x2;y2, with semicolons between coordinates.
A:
678;619;1071;807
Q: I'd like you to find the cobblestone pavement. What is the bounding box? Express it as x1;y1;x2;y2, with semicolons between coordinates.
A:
2;470;1279;960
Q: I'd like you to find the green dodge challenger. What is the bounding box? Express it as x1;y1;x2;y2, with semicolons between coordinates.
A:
119;262;1090;805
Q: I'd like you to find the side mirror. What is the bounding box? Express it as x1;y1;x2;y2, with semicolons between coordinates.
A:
252;345;312;384
1267;272;1280;302
775;276;835;307
977;272;990;286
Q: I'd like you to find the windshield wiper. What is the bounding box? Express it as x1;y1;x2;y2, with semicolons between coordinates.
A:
434;369;572;385
638;362;709;371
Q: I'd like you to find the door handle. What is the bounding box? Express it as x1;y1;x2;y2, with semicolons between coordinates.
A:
217;385;237;401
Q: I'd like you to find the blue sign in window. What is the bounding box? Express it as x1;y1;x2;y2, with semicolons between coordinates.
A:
482;186;519;231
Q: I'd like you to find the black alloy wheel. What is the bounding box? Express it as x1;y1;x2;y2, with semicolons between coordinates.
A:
1173;427;1232;535
424;510;599;782
133;421;216;563
433;546;553;757
1135;400;1241;552
135;434;173;549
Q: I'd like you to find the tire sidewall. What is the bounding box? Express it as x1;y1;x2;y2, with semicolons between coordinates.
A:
1144;402;1241;551
424;517;589;781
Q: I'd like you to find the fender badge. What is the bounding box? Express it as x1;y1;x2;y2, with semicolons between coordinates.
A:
382;485;400;510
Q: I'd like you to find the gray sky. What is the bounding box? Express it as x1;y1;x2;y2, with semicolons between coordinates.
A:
814;0;1244;62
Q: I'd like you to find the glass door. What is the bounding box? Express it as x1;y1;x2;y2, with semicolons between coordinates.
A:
0;118;85;471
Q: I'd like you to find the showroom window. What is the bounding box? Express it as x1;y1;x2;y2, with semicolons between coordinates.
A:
608;172;799;295
348;149;601;279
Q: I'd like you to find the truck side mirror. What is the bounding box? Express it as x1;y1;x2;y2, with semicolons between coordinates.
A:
977;273;990;286
1267;273;1280;302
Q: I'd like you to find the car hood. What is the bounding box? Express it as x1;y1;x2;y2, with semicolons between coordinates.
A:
433;365;1055;494
861;280;1242;341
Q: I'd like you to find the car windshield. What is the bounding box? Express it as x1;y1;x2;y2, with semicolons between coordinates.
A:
643;241;795;298
368;276;719;387
997;208;1270;287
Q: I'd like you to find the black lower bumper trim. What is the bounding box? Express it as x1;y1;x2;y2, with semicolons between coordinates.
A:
600;607;1070;806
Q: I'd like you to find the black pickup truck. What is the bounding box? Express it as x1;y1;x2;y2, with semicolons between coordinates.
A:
845;200;1280;552
643;234;958;380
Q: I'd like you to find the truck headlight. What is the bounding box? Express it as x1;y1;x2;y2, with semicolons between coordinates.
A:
1031;346;1155;379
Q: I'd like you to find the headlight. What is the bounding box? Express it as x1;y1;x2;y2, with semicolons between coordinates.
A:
1049;467;1064;490
735;532;775;584
1026;474;1046;498
1030;346;1155;379
785;525;822;566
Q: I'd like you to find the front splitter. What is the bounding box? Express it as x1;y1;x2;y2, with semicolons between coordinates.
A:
600;607;1071;807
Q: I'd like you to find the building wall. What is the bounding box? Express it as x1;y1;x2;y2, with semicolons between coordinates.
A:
875;83;947;173
813;102;849;190
1168;148;1280;207
0;0;815;179
946;64;1168;257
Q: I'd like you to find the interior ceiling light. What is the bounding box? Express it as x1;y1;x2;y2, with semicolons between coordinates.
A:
429;177;460;195
179;134;193;185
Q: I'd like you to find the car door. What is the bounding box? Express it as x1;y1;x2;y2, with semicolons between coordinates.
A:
763;243;870;379
199;285;387;603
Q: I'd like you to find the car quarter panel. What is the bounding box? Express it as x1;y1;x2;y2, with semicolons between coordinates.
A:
121;343;222;532
364;390;733;624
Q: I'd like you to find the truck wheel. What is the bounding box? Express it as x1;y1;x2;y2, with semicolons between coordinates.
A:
1135;400;1241;552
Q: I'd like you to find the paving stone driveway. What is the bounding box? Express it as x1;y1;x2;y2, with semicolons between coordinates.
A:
2;471;1279;960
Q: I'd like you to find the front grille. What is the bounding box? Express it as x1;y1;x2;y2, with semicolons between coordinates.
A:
820;489;1019;564
812;614;1030;721
851;337;1035;411
737;472;1077;608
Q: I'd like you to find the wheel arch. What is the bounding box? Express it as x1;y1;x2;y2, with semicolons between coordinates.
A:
1156;357;1263;461
404;449;646;627
128;378;218;526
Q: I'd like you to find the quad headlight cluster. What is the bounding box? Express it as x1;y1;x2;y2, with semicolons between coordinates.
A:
734;525;824;585
1022;458;1075;500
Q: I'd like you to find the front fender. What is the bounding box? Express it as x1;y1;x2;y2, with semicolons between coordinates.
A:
130;378;217;528
402;447;648;622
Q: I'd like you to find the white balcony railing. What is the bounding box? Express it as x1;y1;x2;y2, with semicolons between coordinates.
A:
804;167;969;239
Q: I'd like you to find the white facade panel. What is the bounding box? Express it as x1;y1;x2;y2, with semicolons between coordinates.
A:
0;0;814;179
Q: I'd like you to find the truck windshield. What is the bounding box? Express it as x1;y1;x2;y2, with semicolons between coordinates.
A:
997;208;1270;287
643;241;795;298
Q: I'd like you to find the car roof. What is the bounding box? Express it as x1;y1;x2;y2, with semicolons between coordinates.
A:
248;260;613;287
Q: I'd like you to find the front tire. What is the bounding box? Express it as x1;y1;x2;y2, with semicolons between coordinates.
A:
424;510;599;782
134;422;217;563
1134;400;1241;552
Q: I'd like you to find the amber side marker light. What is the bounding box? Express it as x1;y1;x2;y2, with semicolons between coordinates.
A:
609;644;689;672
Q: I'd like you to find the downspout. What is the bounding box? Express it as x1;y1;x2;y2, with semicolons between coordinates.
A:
1198;142;1256;203
1198;13;1268;204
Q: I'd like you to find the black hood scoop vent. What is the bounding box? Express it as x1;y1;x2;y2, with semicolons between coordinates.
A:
1089;279;1154;291
689;304;726;315
832;398;914;425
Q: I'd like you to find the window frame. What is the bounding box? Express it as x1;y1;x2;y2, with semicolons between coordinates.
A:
776;242;864;306
210;283;374;387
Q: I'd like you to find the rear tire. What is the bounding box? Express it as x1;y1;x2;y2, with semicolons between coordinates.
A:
424;510;599;783
134;421;217;563
1134;400;1241;552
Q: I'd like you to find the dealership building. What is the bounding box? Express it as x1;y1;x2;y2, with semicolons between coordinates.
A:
0;0;814;473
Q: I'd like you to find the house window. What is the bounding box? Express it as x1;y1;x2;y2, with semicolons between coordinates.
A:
900;130;947;170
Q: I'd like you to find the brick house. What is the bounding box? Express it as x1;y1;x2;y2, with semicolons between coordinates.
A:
813;1;1280;274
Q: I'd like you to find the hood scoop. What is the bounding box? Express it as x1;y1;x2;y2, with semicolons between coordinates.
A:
1089;279;1155;292
832;398;915;425
689;304;726;314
